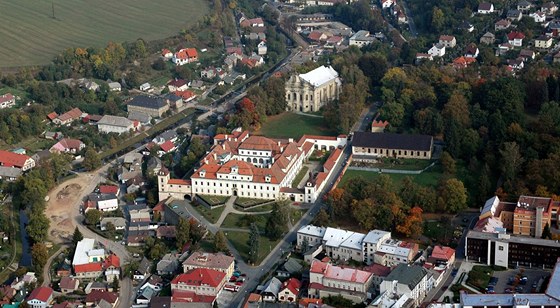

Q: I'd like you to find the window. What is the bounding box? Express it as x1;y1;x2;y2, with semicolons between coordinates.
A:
499;246;504;251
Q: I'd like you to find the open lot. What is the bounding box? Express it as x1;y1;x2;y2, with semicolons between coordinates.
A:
491;267;552;294
0;0;210;67
224;231;280;265
256;113;337;139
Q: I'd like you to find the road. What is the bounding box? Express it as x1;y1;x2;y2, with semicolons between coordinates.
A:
399;0;418;38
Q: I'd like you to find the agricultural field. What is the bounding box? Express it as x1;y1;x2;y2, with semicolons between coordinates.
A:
0;0;210;68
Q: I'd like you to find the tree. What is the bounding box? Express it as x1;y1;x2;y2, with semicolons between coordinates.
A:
248;223;260;265
83;148;101;171
499;142;525;184
213;231;229;253
396;206;423;238
84;209;102;226
176;218;191;250
112;276;119;291
72;227;83;245
542;222;552;239
438;178;468;213
26;210;50;243
31;243;48;273
265;202;289;240
440;151;456;175
431;7;444;31
312;208;330;226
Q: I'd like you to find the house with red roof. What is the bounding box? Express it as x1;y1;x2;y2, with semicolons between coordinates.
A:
167;79;188;92
0;150;35;171
99;185;119;195
240;17;264;28
59;277;79;293
74;263;103;279
428;245;456;267
171;268;228;300
53;108;83;126
85;290;119;307
159;140;177;154
0;93;15;109
507;31;526;47
161;48;173;59
172;48;198;66
174;90;197;102
278;278;301;303
309;260;374;303
452;56;477;69
27;287;54;308
49;138;85;154
104;254;121;281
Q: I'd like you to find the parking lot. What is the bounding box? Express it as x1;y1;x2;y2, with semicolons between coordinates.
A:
488;267;552;294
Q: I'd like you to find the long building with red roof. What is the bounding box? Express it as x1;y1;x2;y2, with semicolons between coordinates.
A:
171;268;227;302
158;129;347;203
0;150;35;171
309;260;374;303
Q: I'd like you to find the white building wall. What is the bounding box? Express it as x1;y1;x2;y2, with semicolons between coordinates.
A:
494;241;509;268
98;124;133;134
97;199;118;212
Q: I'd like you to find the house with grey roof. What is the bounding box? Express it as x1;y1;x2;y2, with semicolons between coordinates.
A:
100;217;127;231
352;131;434;160
380;264;429;307
97;115;138;134
127;96;169;118
128;112;151;125
0;166;22;181
156;254;179;275
261;277;283;302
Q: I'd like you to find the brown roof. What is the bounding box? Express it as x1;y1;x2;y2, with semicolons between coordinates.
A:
183;251;234;271
59;277;78;290
57;108;82;122
85;290;118;304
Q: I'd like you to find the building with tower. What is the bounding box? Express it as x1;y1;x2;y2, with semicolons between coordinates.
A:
285;65;341;113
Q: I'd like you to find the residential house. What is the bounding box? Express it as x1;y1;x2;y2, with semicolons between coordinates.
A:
157;253;179;275
222;72;246;86
240;17;265;28
261;277;283;302
428;246;456;268
428;44;446;57
0;93;15;109
465;43;480;58
278;278;301;303
508;31;526;46
460;21;475;32
107;81;121;92
380;264;429;307
165;93;183;109
182;252;235;277
478;2;494;13
325;36;343;48
11;272;37;291
396;9;408;24
497;43;515;55
136;287;157;306
0;150;35;171
59;277;79;293
26;287;54;308
536;35;553;48
495;19;512;31
308;30;328;42
518;0;532;11
352;131;433;160
0;167;22;181
100;217;126;231
74;263;103;279
174;90;197;103
104;254;120;282
364;263;392;292
257;41;267;55
507;9;523;21
349;30;376;47
201;67;226;80
139;83;151;91
141;275;164;292
480;32;496;44
88;194;118;212
380;0;394;8
49;138;85;154
322;227;365;261
53;108;82;125
309;261;374;303
415;53;433;62
172;48;198;66
85;290;119;307
127;96;169;118
167;79;188;92
530;11;547;22
161;49;173;59
153;130;178;145
519;49;536;60
133;257;151;281
375;239;419;267
85;281;107;294
99;185;119;195
44;131;63;140
439;35;457;48
156;225;176;239
542;2;559;15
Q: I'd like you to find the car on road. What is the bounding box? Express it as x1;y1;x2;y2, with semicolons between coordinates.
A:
505;288;513;293
451;268;458;277
224;284;240;292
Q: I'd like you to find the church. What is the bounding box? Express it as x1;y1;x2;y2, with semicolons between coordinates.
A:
285;65;341;112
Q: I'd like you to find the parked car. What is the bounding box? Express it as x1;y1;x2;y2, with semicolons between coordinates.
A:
224;284;240;292
505;288;513;293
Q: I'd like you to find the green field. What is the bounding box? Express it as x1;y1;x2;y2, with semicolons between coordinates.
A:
0;0;210;67
224;231;280;265
221;213;270;230
192;203;225;224
339;169;442;188
257;113;337;139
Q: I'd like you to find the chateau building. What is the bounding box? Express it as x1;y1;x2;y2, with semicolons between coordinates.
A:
158;129;347;203
285;65;341;112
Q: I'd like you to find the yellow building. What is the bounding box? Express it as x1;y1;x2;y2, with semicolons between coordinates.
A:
285;65;341;113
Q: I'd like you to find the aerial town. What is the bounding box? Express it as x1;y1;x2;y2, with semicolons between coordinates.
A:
1;0;560;307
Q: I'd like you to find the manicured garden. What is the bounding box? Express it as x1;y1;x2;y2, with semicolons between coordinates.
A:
466;265;494;291
198;195;229;207
257;113;337;139
234;197;271;209
191;203;226;224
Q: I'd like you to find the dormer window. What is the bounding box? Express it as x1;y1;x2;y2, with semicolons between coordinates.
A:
199;170;206;178
265;175;271;183
231;166;238;174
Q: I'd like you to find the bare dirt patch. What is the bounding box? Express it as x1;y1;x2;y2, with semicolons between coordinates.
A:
46;174;95;243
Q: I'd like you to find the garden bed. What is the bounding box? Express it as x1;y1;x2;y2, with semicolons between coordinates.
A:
197;195;229;207
234;198;272;209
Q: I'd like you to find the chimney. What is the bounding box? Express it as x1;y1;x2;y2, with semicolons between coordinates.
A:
222;143;226;150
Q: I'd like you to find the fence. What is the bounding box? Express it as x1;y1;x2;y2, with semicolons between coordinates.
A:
347;161;436;175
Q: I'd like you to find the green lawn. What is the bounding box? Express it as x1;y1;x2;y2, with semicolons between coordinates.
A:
234;198;271;209
0;136;55;152
0;87;30;100
0;0;210;67
224;231;280;265
292;166;309;188
257;113;337;139
357;158;435;171
340;168;442;188
467;265;494;291
244;204;275;213
192;203;226;224
221;213;270;230
424;221;452;242
198;195;229;207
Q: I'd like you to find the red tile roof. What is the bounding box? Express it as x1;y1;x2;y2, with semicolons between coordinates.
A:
168;179;191;185
299;298;323;307
57;108;82;122
323;148;342;172
282;278;301;295
55;138;84;151
160;140;176;152
168;79;187;87
310;260;372;283
74;263;103;273
104;254;120;268
47;112;58;120
59;277;78;290
175;48;198;60
0;150;32;168
27;287;53;302
431;246;455;261
174;90;196;100
172;290;216;303
85;290;118;304
507;31;526;40
171;268;226;288
162;49;172;56
99;185;119;194
363;264;392;277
